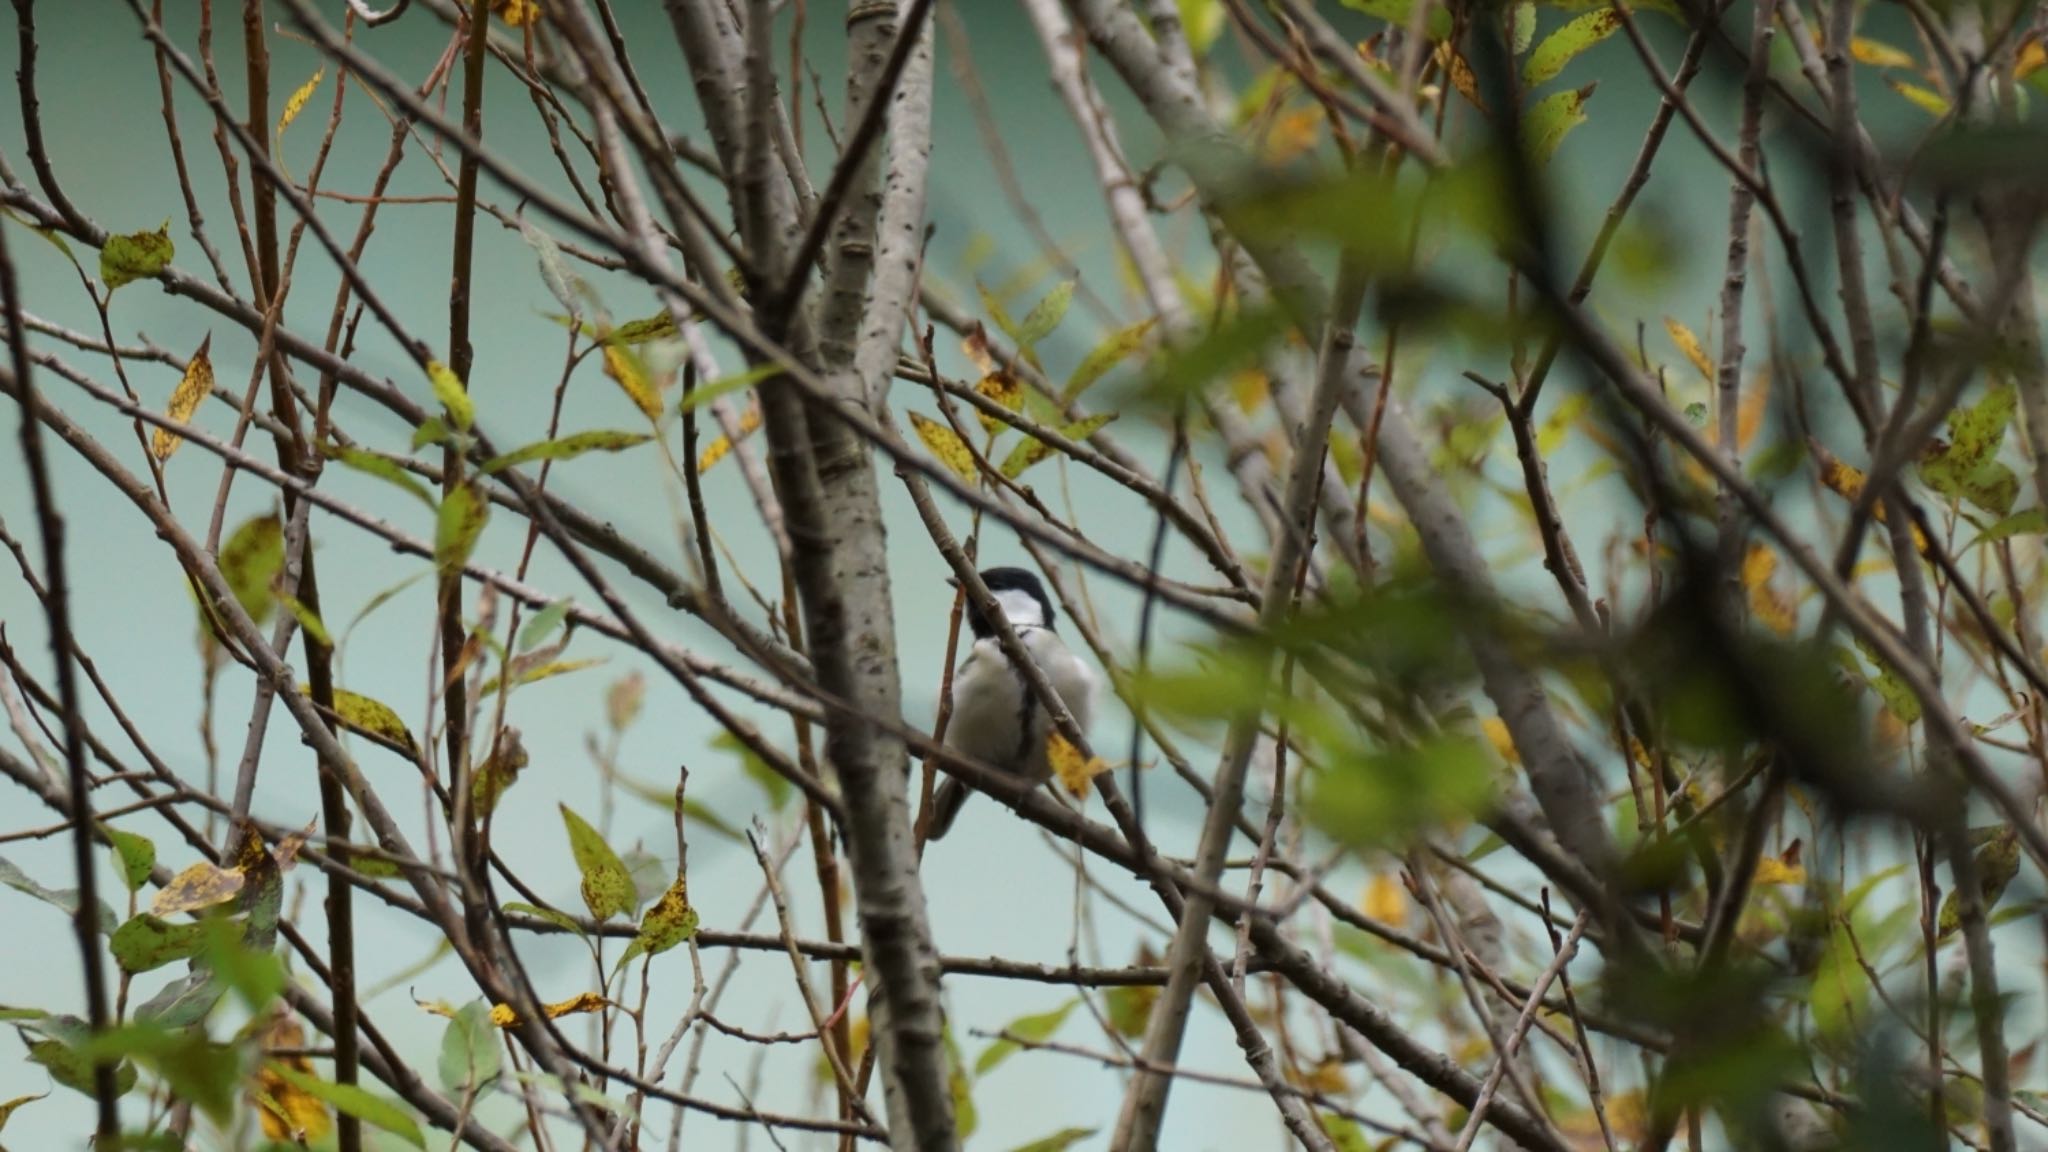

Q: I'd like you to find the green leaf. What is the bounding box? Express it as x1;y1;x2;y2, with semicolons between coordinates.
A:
107;829;156;893
617;872;698;970
1319;1115;1373;1152
428;360;474;432
101;223;174;290
110;914;209;974
975;999;1078;1076
1000;412;1118;478
1919;383;2016;503
411;417;454;451
28;1038;138;1101
201;915;284;1011
1967;507;2048;550
1016;280;1076;347
437;1000;502;1096
517;600;573;652
132;971;223;1028
279;592;332;650
321;444;434;506
517;215;589;320
1852;637;1922;725
1105;982;1158;1039
1064;318;1157;403
606;312;678;346
559;805;634;922
946;1025;977;1141
435;481;490;578
1140;306;1293;403
219;513;285;625
1524;82;1596;166
83;1024;240;1124
711;730;792;812
1008;1129;1097;1152
1339;0;1453;40
503;901;588;937
271;1065;425;1149
481;429;652;475
0;855;118;933
1523;10;1621;86
682;362;778;412
1305;736;1498;848
1177;0;1223;54
477;656;606;698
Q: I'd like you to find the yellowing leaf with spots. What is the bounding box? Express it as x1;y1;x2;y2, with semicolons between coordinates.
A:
307;685;418;753
1361;872;1407;924
152;859;245;917
1663;317;1713;381
910;412;978;484
975;372;1024;434
101;222;174;291
1048;730;1108;798
561;804;633;922
153;336;214;460
603;345;663;422
1434;44;1486;112
619;873;699;969
1937;827;2019;940
696;404;761;473
1000;412;1117;479
275;68;324;141
1815;445;1929;554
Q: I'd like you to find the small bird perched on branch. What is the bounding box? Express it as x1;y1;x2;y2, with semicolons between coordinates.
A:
928;567;1095;840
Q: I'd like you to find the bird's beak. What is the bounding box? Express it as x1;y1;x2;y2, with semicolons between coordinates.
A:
944;575;959;590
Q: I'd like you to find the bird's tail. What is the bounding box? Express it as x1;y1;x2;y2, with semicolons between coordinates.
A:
926;777;970;841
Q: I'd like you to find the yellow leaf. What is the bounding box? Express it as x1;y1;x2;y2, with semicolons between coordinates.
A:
1480;716;1519;764
1889;78;1951;116
2018;39;2046;80
1361;872;1407;924
275;68;324;140
152;860;245;916
487;991;607;1028
1047;730;1108;798
910;412;979;484
1260;106;1324;163
1663;316;1714;381
603;345;663;422
1815;446;1930;554
491;0;543;26
251;1011;330;1144
1850;37;1915;69
1286;1057;1350;1095
1735;366;1770;450
696;403;761;473
153;336;215;461
974;372;1024;434
1231;369;1269;414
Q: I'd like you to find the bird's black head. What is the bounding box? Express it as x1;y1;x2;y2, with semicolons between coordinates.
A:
958;566;1056;638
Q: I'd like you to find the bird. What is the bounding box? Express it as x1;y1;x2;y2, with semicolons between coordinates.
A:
927;566;1095;841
